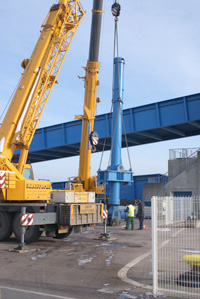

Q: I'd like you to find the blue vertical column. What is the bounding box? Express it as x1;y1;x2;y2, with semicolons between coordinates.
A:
97;57;133;226
111;57;124;170
109;57;125;206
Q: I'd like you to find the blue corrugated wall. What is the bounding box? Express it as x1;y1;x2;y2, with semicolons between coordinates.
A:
51;173;168;202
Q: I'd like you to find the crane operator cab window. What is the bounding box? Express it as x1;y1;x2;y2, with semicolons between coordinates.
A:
23;165;34;180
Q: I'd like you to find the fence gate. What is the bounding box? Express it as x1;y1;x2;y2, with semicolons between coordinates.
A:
152;196;200;298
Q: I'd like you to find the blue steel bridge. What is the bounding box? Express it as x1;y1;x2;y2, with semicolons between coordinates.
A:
13;92;200;163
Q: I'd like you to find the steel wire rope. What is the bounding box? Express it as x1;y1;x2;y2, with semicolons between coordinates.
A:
111;2;132;172
98;1;119;171
98;0;124;205
121;108;132;171
98;8;118;205
113;0;132;172
98;103;113;170
112;0;124;168
120;182;128;201
107;17;119;168
99;0;120;169
0;75;22;122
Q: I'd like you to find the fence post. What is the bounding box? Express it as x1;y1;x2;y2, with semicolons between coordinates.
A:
152;196;158;296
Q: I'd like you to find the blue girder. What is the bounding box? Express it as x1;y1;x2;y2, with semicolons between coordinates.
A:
13;92;200;163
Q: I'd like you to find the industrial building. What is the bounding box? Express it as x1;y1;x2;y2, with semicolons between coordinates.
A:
142;148;200;200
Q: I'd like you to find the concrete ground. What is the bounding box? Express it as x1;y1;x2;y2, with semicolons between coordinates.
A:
0;219;179;299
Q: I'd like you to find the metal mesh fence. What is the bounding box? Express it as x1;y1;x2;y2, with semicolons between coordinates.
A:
152;196;200;298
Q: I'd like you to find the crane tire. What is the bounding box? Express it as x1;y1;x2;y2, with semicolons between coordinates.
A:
54;226;73;239
0;212;13;241
12;212;41;244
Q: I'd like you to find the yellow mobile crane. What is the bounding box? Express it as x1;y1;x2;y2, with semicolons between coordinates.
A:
0;0;104;243
54;0;104;193
76;0;103;193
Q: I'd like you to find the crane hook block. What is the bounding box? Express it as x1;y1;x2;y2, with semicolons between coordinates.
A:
111;3;121;18
90;131;99;146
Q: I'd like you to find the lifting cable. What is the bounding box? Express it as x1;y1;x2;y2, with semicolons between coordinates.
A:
98;103;113;170
112;1;120;59
98;1;120;171
112;0;132;171
106;1;122;169
0;75;22;123
99;1;132;172
112;0;121;101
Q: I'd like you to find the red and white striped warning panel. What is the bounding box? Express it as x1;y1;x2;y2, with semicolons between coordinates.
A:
103;210;108;219
90;131;99;146
0;171;5;189
21;214;33;226
91;136;99;145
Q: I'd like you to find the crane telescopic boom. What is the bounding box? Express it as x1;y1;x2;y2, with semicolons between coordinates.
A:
75;0;103;192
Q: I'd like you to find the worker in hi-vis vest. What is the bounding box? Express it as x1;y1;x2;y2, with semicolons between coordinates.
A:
125;204;135;230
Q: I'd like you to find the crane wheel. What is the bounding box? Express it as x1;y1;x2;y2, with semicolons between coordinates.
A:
54;226;73;239
0;212;13;241
12;213;42;244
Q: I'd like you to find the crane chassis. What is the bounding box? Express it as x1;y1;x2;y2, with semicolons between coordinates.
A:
0;0;104;244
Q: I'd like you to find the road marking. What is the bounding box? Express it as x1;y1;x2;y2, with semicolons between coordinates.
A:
0;285;75;299
118;228;185;290
118;241;170;289
118;250;152;289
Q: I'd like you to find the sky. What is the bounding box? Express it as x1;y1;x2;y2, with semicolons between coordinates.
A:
1;0;200;182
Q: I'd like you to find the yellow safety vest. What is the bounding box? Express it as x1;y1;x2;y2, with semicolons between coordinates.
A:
127;205;135;217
